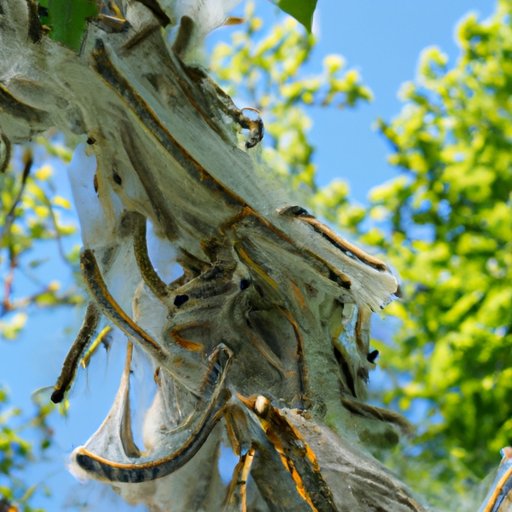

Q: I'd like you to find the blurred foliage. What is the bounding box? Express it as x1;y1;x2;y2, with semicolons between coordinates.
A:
353;0;511;504
0;386;55;512
0;139;82;336
0;138;82;509
211;1;372;195
214;0;512;506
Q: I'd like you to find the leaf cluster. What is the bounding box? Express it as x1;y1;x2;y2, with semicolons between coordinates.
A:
358;0;512;496
211;1;371;199
0;139;82;338
214;0;512;501
1;139;81;509
0;386;54;512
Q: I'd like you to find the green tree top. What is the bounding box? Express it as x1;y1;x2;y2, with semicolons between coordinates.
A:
363;0;512;499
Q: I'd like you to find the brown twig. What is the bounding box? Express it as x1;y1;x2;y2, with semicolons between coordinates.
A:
1;248;16;315
0;148;33;245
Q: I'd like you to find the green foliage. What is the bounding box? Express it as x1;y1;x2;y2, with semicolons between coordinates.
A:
211;1;371;195
271;0;317;32
350;0;512;499
216;0;512;503
38;0;99;51
0;140;81;339
1;139;81;509
0;386;54;512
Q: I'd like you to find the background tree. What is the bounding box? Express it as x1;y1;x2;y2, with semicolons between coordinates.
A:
358;1;512;504
212;1;512;506
1;140;81;510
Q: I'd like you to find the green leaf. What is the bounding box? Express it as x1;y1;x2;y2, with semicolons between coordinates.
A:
272;0;317;32
43;0;99;51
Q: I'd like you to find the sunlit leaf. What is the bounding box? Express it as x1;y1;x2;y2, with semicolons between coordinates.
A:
271;0;317;32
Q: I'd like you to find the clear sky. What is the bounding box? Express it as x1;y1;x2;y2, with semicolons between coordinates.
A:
0;1;495;510
305;0;495;201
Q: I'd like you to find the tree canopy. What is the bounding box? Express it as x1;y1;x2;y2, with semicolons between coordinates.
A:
365;0;512;496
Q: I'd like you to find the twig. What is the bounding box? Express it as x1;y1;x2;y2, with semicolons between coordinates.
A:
0;148;33;244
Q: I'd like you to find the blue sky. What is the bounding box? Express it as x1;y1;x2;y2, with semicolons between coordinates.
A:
0;1;495;510
306;0;495;201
